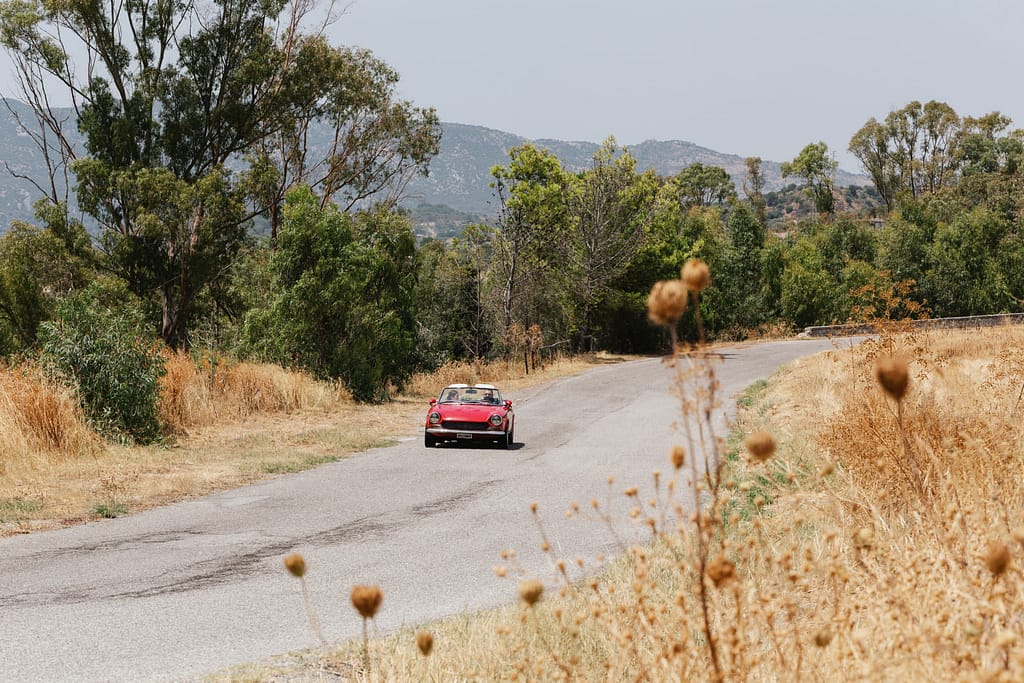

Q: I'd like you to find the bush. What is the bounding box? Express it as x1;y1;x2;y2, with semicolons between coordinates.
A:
39;283;166;443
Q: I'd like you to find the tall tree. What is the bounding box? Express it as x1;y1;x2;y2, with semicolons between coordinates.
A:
673;162;736;210
849;118;900;212
742;156;767;226
564;138;658;351
0;0;439;349
241;187;418;401
490;145;569;340
242;35;441;239
849;100;966;211
781;142;838;217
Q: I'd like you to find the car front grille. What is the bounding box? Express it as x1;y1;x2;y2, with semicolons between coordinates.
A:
443;420;490;431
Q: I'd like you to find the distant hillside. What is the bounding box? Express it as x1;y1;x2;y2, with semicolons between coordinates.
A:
0;100;872;235
403;123;871;219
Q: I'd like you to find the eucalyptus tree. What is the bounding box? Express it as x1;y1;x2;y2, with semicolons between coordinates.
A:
564;138;658;351
241;186;419;401
243;32;440;239
742;156;767;226
781;142;838;217
849;100;965;211
673;162;736;210
0;0;439;349
490;144;570;341
414;225;496;362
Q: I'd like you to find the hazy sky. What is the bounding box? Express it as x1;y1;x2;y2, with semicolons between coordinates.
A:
2;0;1021;173
328;0;1024;171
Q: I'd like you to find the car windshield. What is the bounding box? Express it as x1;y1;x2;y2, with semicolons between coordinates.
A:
439;386;502;404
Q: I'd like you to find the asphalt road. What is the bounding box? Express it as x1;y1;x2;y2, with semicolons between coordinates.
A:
0;338;859;682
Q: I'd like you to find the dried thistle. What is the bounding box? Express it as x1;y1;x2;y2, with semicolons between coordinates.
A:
744;431;776;463
518;579;544;607
706;555;735;587
670;445;686;469
351;584;384;619
681;258;710;291
875;355;909;401
416;630;434;656
283;552;325;647
646;279;688;325
984;540;1010;577
283;553;306;578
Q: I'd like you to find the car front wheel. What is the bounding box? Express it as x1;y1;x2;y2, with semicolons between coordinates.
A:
425;433;437;448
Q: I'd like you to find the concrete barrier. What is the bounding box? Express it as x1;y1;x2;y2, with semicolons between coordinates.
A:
799;313;1024;338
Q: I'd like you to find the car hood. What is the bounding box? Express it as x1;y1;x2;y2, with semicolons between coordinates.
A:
437;404;507;419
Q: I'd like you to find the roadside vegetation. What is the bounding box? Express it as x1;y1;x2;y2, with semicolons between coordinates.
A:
223;318;1024;682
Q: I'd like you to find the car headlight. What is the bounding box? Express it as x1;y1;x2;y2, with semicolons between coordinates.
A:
489;414;503;426
429;412;441;425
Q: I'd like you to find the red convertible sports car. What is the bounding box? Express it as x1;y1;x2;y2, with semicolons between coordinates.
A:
424;383;515;448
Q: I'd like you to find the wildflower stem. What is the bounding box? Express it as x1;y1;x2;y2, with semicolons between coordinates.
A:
299;577;327;648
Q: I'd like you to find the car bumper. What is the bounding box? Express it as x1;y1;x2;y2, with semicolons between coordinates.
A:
425;427;506;441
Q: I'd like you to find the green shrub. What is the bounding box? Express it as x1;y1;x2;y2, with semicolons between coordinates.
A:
39;283;166;443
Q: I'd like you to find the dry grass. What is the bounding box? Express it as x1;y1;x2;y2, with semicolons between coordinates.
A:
0;353;614;535
238;323;1024;682
158;353;349;433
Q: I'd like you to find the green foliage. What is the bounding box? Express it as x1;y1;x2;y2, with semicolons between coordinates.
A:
921;209;1012;316
241;187;418;402
565;138;660;350
2;0;439;349
781;142;838;216
0;202;94;357
673;162;736;210
39;282;166;443
718;203;769;331
414;227;495;362
780;238;837;327
92;502;129;519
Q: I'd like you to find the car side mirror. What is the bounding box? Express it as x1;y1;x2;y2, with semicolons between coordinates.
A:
504;399;512;408
429;398;437;406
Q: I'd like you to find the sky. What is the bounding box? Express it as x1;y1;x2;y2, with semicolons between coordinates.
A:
2;0;1022;173
323;0;1024;171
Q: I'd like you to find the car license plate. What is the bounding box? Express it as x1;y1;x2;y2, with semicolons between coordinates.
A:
456;432;472;439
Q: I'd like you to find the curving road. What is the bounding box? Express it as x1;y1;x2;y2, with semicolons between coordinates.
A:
0;338;858;681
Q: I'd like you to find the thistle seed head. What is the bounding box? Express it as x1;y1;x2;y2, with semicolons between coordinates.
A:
283;553;306;578
518;579;544;606
706;555;735;587
681;258;710;291
875;355;909;401
744;431;777;463
646;279;688;325
416;630;434;656
814;628;834;647
985;540;1010;577
350;584;384;619
670;445;686;469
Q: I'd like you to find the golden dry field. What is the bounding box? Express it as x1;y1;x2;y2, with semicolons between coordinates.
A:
217;324;1024;682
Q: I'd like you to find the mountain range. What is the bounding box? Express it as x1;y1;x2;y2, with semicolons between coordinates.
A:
0;99;871;235
405;122;869;215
